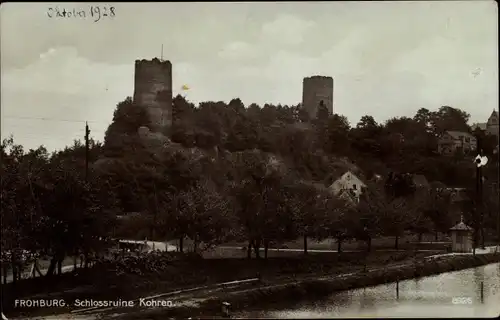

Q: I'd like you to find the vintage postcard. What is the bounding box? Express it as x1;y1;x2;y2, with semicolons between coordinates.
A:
1;2;499;319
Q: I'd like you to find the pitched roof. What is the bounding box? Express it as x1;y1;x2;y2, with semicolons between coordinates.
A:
472;123;487;131
450;216;473;231
445;131;475;139
330;171;367;189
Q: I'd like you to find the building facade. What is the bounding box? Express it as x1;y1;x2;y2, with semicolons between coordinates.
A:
437;131;477;155
301;76;334;119
449;216;473;253
472;110;499;137
329;171;366;205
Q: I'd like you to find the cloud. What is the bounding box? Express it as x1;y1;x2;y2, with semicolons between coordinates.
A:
1;48;210;151
4;47;132;95
1;2;497;151
1;47;133;150
260;14;316;47
217;41;259;61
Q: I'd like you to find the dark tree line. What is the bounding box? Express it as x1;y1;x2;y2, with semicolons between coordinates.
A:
2;96;498;282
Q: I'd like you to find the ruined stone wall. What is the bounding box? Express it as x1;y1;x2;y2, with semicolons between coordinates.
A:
301;76;334;119
133;58;173;132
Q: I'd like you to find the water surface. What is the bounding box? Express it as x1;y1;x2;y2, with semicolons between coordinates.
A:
237;263;500;318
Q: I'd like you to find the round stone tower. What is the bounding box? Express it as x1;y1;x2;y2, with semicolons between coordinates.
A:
133;58;173;132
301;76;334;119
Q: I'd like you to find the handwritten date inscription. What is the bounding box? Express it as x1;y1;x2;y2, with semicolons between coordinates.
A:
47;6;115;22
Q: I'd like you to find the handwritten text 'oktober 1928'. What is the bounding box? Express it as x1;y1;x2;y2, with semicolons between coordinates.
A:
47;6;115;22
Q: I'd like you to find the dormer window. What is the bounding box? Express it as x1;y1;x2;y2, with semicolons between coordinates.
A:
353;184;357;190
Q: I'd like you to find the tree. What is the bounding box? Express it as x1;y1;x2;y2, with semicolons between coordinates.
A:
356;115;379;131
352;116;384;157
2;92;489;286
195;102;224;148
39;160;117;274
385;172;416;198
157;180;234;253
105;97;150;142
1;137;33;282
322;115;351;155
420;188;454;239
258;180;296;258
172;94;195;123
287;182;330;254
358;182;416;250
431;106;471;134
380;197;417;249
230;150;294;259
413;108;433;132
349;186;386;252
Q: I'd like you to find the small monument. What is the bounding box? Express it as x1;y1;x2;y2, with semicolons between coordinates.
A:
449;215;474;253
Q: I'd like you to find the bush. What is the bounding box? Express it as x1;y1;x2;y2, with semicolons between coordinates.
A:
93;251;193;276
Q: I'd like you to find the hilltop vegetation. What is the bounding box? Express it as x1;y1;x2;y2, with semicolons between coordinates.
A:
2;96;499;283
106;96;498;185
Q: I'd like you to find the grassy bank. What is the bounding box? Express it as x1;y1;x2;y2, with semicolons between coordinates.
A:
198;234;452;259
2;250;432;318
207;253;500;317
111;253;500;320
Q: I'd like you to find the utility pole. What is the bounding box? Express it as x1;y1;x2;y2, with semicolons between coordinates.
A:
152;183;158;250
478;158;485;250
473;140;480;255
497;185;500;253
474;135;486;251
85;122;90;181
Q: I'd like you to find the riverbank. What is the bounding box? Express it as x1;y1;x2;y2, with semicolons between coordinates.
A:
2;250;434;319
237;262;500;318
109;253;500;319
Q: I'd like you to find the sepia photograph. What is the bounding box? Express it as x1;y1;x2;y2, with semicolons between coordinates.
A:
1;1;499;319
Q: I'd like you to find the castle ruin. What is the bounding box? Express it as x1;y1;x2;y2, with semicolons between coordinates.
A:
301;76;334;119
133;58;173;132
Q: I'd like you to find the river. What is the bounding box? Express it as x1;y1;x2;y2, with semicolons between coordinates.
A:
237;263;500;318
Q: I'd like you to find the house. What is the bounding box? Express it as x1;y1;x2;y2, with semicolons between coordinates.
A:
437;131;477;155
329;171;366;204
472;110;499;137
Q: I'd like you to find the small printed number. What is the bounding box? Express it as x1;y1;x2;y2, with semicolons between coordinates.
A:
452;297;472;304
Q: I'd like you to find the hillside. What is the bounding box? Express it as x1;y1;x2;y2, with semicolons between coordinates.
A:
100;96;498;190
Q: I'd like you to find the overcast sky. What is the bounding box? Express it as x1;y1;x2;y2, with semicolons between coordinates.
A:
1;1;498;151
